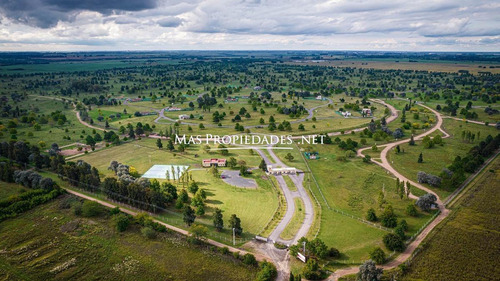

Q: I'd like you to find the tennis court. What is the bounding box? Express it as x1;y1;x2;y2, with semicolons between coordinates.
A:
142;164;189;180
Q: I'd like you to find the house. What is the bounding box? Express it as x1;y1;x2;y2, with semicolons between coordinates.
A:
341;111;352;118
179;114;190;120
362;108;372;117
202;158;227;167
225;97;238;102
304;152;319;160
316;95;323;100
140;112;158;116
165;106;182;111
267;165;297;175
253;86;262;91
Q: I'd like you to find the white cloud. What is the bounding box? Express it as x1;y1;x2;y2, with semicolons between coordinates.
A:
0;0;498;51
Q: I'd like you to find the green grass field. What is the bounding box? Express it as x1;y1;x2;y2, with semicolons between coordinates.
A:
0;194;258;281
388;119;499;200
72;138;279;238
401;156;500;281
280;198;305;240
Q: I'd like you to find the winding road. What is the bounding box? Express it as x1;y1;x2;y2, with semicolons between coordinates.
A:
39;92;477;281
331;103;454;280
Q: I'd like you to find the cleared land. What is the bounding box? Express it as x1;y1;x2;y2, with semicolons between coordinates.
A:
0;193;258;281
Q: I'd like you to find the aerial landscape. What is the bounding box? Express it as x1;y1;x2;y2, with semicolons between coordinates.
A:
0;1;499;281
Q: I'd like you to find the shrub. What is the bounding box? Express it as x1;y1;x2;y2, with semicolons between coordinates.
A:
255;261;277;281
113;213;130;232
81;200;103;217
141;226;157;239
383;233;406;252
242;253;257;266
73;202;82;216
328;247;340;258
370;247;386;264
406;204;418;216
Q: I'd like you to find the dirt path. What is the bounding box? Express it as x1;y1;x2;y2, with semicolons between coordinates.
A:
331;103;454;280
442;115;497;127
61;187;268;261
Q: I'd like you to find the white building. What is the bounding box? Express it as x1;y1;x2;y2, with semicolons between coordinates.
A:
267;165;297;175
341;111;352;118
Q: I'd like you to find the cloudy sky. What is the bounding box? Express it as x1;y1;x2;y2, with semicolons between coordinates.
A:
0;0;498;51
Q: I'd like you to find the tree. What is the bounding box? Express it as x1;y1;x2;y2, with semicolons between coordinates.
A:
156;138;163;149
302;259;321;280
183;206;196;226
227;157;237;168
167;139;175;151
406;204;418;216
85;135;96;149
213;208;224;231
259;159;267;171
383;233;406;252
285;153;294;162
229;214;242;236
369;248;386;264
366;208;377;222
418;152;423;163
409;135;415;145
113;213;130;232
188;181;199;194
255;261;277;281
242;253;257;266
209;165;219;178
416;193;437;212
380;205;397;228
357;260;383;281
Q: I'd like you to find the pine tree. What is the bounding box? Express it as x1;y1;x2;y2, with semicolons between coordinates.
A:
156;138;163;149
213;208;224;231
418;153;423;163
409;135;415;145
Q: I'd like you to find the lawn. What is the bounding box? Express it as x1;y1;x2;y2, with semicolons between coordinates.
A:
70;138;279;238
388;119;499;200
0;195;258;281
401;155;500;281
280;198;305;240
0;183;27;199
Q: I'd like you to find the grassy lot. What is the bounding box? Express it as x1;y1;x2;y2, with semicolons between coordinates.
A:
0;195;258;281
388;119;499;200
280;198;305;240
401;156;500;281
283;175;297;191
0;96;94;146
0;183;27;199
71;139;278;238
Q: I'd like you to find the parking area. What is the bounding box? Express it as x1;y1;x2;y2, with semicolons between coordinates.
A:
221;170;257;189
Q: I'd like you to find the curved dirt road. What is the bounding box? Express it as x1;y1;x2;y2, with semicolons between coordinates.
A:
332;103;451;280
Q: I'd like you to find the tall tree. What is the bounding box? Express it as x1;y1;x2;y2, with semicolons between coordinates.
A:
213;208;224;231
183;206;196;226
156;138;163;149
229;214;243;236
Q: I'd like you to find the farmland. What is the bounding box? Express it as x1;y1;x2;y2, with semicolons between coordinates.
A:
401;156;500;281
0;50;499;280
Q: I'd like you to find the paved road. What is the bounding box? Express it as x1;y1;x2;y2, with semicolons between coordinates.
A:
220;170;257;188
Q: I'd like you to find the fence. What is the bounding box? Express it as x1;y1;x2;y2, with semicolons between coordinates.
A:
8;161;251;246
405;209;441;244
